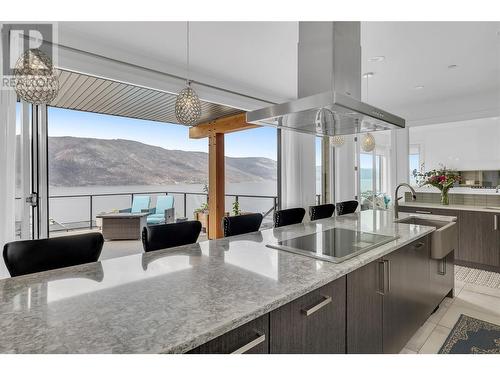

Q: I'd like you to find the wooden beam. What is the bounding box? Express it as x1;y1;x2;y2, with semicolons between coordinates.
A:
189;113;258;139
208;132;225;239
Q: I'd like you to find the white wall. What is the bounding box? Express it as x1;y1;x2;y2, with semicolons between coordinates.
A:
410;117;500;171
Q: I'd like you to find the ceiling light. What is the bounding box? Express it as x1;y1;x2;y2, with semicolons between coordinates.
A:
175;22;202;126
448;64;458;69
362;72;375;78
330;135;345;148
361;133;376;152
14;48;59;104
368;56;385;63
414;85;424;90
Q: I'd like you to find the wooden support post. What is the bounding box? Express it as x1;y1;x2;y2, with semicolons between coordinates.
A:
208;132;225;239
189;112;257;239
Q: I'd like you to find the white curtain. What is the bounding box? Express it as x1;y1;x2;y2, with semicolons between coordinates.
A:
280;129;316;211
0;87;17;248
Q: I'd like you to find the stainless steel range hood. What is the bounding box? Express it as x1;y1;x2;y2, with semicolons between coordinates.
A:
246;22;405;136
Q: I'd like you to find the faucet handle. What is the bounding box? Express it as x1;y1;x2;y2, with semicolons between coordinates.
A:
396;196;403;201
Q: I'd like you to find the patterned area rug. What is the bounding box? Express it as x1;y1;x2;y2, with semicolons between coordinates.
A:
455;265;500;289
439;315;500;354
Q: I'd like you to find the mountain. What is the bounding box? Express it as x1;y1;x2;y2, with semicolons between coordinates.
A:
47;136;277;187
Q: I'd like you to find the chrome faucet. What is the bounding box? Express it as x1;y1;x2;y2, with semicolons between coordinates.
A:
496;185;500;193
394;183;417;219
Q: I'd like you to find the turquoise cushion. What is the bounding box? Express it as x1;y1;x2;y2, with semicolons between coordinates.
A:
131;196;150;213
147;216;165;224
155;196;174;214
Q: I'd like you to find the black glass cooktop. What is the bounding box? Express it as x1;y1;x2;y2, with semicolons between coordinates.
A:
267;228;398;263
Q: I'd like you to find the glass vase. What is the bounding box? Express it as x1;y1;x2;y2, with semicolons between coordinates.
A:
440;189;450;205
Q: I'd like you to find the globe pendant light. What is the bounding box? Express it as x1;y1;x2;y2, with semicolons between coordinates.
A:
361;132;376;152
14;48;59;105
360;67;376;152
175;22;201;126
330;135;345;148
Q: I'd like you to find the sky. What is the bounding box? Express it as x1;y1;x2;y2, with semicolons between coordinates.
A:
47;107;280;161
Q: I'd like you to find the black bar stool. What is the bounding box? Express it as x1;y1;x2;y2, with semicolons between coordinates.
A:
3;233;104;277
274;207;306;228
309;203;335;221
222;213;263;237
142;220;201;252
336;200;359;215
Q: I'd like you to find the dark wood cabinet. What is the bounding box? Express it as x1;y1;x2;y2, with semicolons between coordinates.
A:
270;276;346;354
383;237;431;353
429;250;455;306
347;236;436;354
188;314;269;354
346;260;383;353
458;211;499;269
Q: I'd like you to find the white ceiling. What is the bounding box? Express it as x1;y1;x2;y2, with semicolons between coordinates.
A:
57;21;500;125
361;22;500;125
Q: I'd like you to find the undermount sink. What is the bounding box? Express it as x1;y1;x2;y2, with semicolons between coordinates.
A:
395;217;458;259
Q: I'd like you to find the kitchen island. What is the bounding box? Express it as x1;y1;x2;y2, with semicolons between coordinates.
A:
0;210;452;354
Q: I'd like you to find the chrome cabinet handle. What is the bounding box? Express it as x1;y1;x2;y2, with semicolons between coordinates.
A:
438;258;447;275
231;332;266;354
494;215;498;231
414;242;425;249
385;260;391;293
301;295;332;316
415;210;432;214
377;260;386;295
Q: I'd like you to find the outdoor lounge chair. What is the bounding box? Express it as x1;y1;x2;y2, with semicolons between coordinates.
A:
147;195;175;225
119;195;151;214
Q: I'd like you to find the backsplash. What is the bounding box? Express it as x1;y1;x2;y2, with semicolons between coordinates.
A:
404;192;500;206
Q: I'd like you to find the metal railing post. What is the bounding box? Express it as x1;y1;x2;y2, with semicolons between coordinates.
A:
89;195;93;229
184;193;187;218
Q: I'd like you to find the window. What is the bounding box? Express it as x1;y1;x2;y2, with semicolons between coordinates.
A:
409;144;421;185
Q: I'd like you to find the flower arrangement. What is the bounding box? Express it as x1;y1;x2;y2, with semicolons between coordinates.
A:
412;165;461;205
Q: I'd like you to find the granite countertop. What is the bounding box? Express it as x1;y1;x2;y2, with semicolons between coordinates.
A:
0;210;436;354
401;201;500;213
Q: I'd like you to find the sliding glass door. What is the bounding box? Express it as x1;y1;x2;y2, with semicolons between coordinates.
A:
14;102;49;240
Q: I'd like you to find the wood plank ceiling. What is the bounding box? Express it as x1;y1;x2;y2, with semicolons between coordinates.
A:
49;69;242;124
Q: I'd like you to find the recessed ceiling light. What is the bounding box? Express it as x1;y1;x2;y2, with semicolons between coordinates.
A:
448;64;458;69
414;85;424;90
368;56;385;62
362;72;375;78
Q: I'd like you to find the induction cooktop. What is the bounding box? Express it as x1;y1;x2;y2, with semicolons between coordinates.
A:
266;227;398;263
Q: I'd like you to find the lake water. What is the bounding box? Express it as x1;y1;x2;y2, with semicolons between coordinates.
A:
49;181;279;225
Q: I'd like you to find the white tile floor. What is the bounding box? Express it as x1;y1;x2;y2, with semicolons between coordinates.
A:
400;272;500;354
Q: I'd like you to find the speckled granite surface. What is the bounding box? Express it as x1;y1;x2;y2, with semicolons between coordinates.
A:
0;210;436;353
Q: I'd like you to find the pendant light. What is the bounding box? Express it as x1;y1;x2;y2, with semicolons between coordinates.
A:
361;133;376;152
360;69;375;152
330;135;345;148
175;22;202;126
14;48;59;105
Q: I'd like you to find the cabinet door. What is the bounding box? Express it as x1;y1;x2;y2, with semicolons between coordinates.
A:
458;211;499;267
188;314;269;354
383;237;431;354
346;260;383;353
270;277;346;354
429;250;455;307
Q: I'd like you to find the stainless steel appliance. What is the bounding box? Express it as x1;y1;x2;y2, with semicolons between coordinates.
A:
267;228;398;263
246;22;405;137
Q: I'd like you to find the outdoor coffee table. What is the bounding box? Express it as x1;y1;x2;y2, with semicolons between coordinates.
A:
96;212;148;240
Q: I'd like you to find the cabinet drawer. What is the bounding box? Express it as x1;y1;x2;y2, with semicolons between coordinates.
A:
270;276;346;354
188;314;269;354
